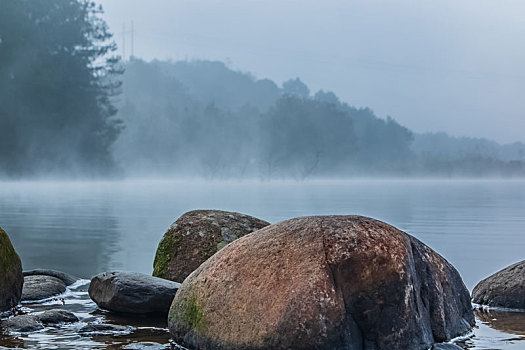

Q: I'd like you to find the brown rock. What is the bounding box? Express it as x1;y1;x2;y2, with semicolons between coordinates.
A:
168;215;474;350
0;227;23;312
153;210;270;282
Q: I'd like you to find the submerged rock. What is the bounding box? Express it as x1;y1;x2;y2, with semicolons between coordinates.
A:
38;309;78;325
21;275;66;301
169;215;474;350
472;260;525;309
2;314;44;332
0;227;23;312
23;269;79;286
432;344;463;350
89;271;181;315
153;209;270;282
79;323;129;334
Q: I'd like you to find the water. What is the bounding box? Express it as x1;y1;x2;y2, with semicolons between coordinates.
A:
0;179;524;349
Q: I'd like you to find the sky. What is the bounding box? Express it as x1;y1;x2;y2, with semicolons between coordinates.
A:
97;0;525;144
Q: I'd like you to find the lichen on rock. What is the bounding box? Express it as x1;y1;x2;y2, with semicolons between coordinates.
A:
153;210;270;282
168;215;474;350
0;227;23;312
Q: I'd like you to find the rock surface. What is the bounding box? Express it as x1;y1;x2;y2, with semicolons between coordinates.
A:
38;309;79;325
24;269;79;286
1;314;44;332
89;271;181;315
432;344;463;350
79;323;129;334
21;275;66;301
153;210;270;282
169;215;474;350
2;308;79;332
472;260;525;309
0;227;23;312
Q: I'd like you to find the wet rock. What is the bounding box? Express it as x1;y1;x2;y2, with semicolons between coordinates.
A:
153;210;270;282
169;215;474;350
1;314;44;332
21;275;66;301
432;344;463;350
0;227;23;312
1;309;78;333
123;342;170;350
38;309;78;325
89;271;181;315
472;260;525;309
23;269;79;286
79;323;129;334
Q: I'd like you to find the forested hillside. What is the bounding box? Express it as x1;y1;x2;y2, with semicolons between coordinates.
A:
0;1;523;178
113;59;524;178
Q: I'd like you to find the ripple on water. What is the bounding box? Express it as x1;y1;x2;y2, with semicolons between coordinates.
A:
1;280;172;349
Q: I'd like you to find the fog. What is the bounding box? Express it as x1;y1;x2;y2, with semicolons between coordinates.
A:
1;1;524;178
98;0;525;144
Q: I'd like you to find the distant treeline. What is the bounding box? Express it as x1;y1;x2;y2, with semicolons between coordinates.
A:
0;1;523;178
112;59;525;178
0;0;122;177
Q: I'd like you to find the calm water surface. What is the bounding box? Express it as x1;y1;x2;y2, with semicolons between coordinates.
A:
0;179;524;349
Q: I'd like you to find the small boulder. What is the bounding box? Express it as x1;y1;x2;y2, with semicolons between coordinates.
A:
21;275;66;301
79;323;129;334
169;215;474;350
472;260;525;309
153;210;270;282
23;269;79;286
1;314;44;332
0;227;23;312
37;309;78;325
89;271;181;315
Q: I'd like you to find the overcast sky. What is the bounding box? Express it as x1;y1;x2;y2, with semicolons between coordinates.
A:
98;0;525;144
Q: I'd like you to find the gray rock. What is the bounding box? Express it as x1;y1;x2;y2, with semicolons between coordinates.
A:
472;260;525;309
79;323;129;334
21;275;66;301
89;271;181;315
23;269;79;286
123;343;170;350
37;309;78;325
153;210;270;282
432;344;463;350
0;227;23;312
1;314;44;332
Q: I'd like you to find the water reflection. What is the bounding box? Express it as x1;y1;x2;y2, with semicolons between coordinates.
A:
476;308;525;338
0;196;121;278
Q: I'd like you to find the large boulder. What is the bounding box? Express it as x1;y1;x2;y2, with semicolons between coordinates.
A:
0;227;23;312
472;260;525;309
88;271;181;315
153;210;270;282
168;216;474;350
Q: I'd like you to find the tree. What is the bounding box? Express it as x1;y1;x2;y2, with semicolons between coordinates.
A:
0;0;122;177
282;78;310;98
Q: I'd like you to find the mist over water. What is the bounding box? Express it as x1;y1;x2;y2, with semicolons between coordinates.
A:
1;178;523;290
